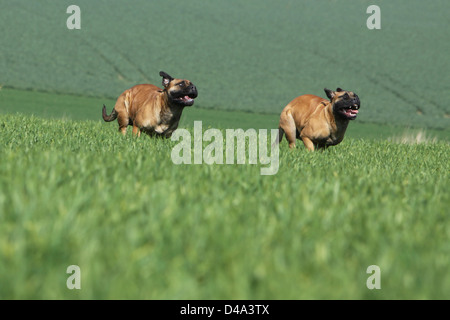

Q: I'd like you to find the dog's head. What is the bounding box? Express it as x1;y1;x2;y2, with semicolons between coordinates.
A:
160;71;198;107
324;88;360;120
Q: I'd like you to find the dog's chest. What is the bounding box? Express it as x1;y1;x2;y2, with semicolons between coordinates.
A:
153;108;182;135
159;109;176;124
324;132;343;146
312;129;341;146
324;121;348;146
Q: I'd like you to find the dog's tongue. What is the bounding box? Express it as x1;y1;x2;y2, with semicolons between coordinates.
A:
345;108;359;117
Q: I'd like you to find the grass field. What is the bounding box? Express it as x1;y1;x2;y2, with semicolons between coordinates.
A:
0;114;449;299
1;88;449;142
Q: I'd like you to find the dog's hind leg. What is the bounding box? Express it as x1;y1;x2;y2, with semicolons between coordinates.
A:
132;125;141;137
112;91;132;135
117;114;129;135
279;112;297;149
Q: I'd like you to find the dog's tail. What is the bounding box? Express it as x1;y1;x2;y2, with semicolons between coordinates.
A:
102;105;118;122
271;127;285;149
277;127;285;143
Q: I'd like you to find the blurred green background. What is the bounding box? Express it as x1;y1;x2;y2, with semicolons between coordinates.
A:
1;0;449;129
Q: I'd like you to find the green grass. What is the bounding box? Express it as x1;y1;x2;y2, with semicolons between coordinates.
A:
1;88;449;141
0;114;448;299
1;0;449;300
1;0;449;129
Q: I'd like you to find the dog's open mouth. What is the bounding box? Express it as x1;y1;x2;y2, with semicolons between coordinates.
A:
340;105;359;120
171;87;198;106
175;95;195;104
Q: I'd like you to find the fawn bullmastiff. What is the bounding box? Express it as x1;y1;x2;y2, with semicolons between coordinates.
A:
278;88;360;151
102;71;197;138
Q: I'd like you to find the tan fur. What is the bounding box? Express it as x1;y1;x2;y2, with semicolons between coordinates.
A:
278;90;359;151
103;73;197;138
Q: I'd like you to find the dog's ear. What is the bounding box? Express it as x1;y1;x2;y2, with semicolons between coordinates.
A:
336;88;344;92
324;88;335;100
160;71;174;88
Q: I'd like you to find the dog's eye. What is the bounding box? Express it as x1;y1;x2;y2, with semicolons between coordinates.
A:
342;93;349;100
178;83;185;87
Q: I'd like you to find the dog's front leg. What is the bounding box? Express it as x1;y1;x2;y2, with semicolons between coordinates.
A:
301;136;315;151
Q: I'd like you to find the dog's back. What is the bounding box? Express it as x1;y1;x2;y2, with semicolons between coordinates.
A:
279;94;328;136
284;94;328;127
